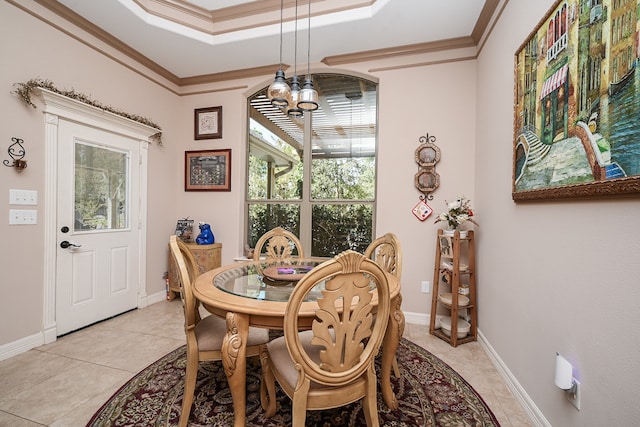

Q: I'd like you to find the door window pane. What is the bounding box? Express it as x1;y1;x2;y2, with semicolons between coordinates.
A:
74;142;128;231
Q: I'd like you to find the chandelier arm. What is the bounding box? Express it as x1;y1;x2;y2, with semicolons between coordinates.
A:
279;0;284;68
306;0;311;77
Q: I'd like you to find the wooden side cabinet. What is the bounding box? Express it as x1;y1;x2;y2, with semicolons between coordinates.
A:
167;242;222;300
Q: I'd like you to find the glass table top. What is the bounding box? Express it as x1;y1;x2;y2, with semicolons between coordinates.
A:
213;260;325;302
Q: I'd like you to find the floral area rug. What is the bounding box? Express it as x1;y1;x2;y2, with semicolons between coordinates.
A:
87;338;499;426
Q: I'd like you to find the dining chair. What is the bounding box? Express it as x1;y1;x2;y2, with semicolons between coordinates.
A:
253;226;304;262
364;232;403;377
168;235;269;427
259;250;391;426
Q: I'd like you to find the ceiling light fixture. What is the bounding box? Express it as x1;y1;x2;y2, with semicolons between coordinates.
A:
267;0;290;107
297;0;319;111
287;0;303;118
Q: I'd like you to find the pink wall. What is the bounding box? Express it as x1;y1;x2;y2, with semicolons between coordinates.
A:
476;1;640;425
3;1;640;425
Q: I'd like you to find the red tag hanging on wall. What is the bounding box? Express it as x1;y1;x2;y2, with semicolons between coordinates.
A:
412;198;433;221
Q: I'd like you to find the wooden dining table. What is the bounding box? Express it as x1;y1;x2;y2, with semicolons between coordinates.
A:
192;257;405;427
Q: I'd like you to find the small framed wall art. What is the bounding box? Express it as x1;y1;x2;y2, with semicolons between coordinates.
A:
194;106;222;139
185;149;231;191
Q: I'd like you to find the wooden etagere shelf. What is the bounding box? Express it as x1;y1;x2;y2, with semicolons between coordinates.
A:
429;229;477;347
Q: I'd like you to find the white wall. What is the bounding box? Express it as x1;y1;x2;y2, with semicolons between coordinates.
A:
476;1;640;426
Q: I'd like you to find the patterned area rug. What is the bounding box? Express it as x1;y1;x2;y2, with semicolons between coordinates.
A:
87;338;499;426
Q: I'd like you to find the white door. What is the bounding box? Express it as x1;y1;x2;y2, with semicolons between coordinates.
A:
56;120;140;335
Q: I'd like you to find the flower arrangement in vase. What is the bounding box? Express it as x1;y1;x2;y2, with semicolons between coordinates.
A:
434;196;478;236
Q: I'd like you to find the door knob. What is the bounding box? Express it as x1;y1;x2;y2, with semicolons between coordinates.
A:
60;240;82;249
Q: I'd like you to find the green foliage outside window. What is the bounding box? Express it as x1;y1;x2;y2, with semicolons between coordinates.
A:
247;203;301;248
311;204;373;257
74;143;127;230
312;157;375;200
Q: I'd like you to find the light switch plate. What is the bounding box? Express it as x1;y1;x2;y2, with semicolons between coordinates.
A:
9;209;37;224
9;189;37;205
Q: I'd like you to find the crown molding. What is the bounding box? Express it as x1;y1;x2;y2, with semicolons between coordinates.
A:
29;0;499;87
321;36;477;66
178;64;289;86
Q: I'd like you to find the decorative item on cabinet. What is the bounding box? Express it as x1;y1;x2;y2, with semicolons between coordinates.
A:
195;222;214;244
434;196;478;236
429;229;477;346
167;241;221;300
175;218;195;242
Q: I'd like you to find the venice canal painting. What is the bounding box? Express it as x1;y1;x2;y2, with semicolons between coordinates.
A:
513;0;640;201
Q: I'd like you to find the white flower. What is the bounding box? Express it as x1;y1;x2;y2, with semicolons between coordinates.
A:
434;196;478;229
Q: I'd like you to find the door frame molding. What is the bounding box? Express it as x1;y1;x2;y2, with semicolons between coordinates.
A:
37;88;159;344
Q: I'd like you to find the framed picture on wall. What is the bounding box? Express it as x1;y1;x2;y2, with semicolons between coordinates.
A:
185;149;231;191
512;0;640;201
194;106;222;139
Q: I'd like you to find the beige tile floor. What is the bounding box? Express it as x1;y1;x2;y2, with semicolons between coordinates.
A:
0;300;533;426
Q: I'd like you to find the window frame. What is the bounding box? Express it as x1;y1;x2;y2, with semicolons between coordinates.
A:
245;73;378;257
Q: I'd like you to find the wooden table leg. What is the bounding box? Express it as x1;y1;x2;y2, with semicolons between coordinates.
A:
381;293;404;410
222;311;249;427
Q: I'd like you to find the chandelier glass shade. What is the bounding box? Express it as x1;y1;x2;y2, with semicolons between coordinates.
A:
298;77;318;111
268;0;290;107
297;0;319;111
286;0;304;118
268;69;291;107
287;75;304;118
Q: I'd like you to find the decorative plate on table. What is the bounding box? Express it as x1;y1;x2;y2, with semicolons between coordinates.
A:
262;265;313;284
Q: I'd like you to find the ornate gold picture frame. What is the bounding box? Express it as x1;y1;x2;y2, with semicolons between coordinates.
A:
513;0;640;201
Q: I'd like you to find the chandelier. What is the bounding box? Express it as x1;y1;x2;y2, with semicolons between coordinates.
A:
267;0;318;116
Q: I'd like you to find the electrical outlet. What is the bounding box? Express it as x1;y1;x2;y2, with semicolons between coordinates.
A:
567;378;581;410
421;281;430;293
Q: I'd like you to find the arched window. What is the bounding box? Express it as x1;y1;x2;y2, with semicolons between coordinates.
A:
246;73;378;257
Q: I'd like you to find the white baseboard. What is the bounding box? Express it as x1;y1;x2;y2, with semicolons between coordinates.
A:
139;289;168;307
403;311;445;328
477;329;551;427
0;332;44;362
403;311;429;325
